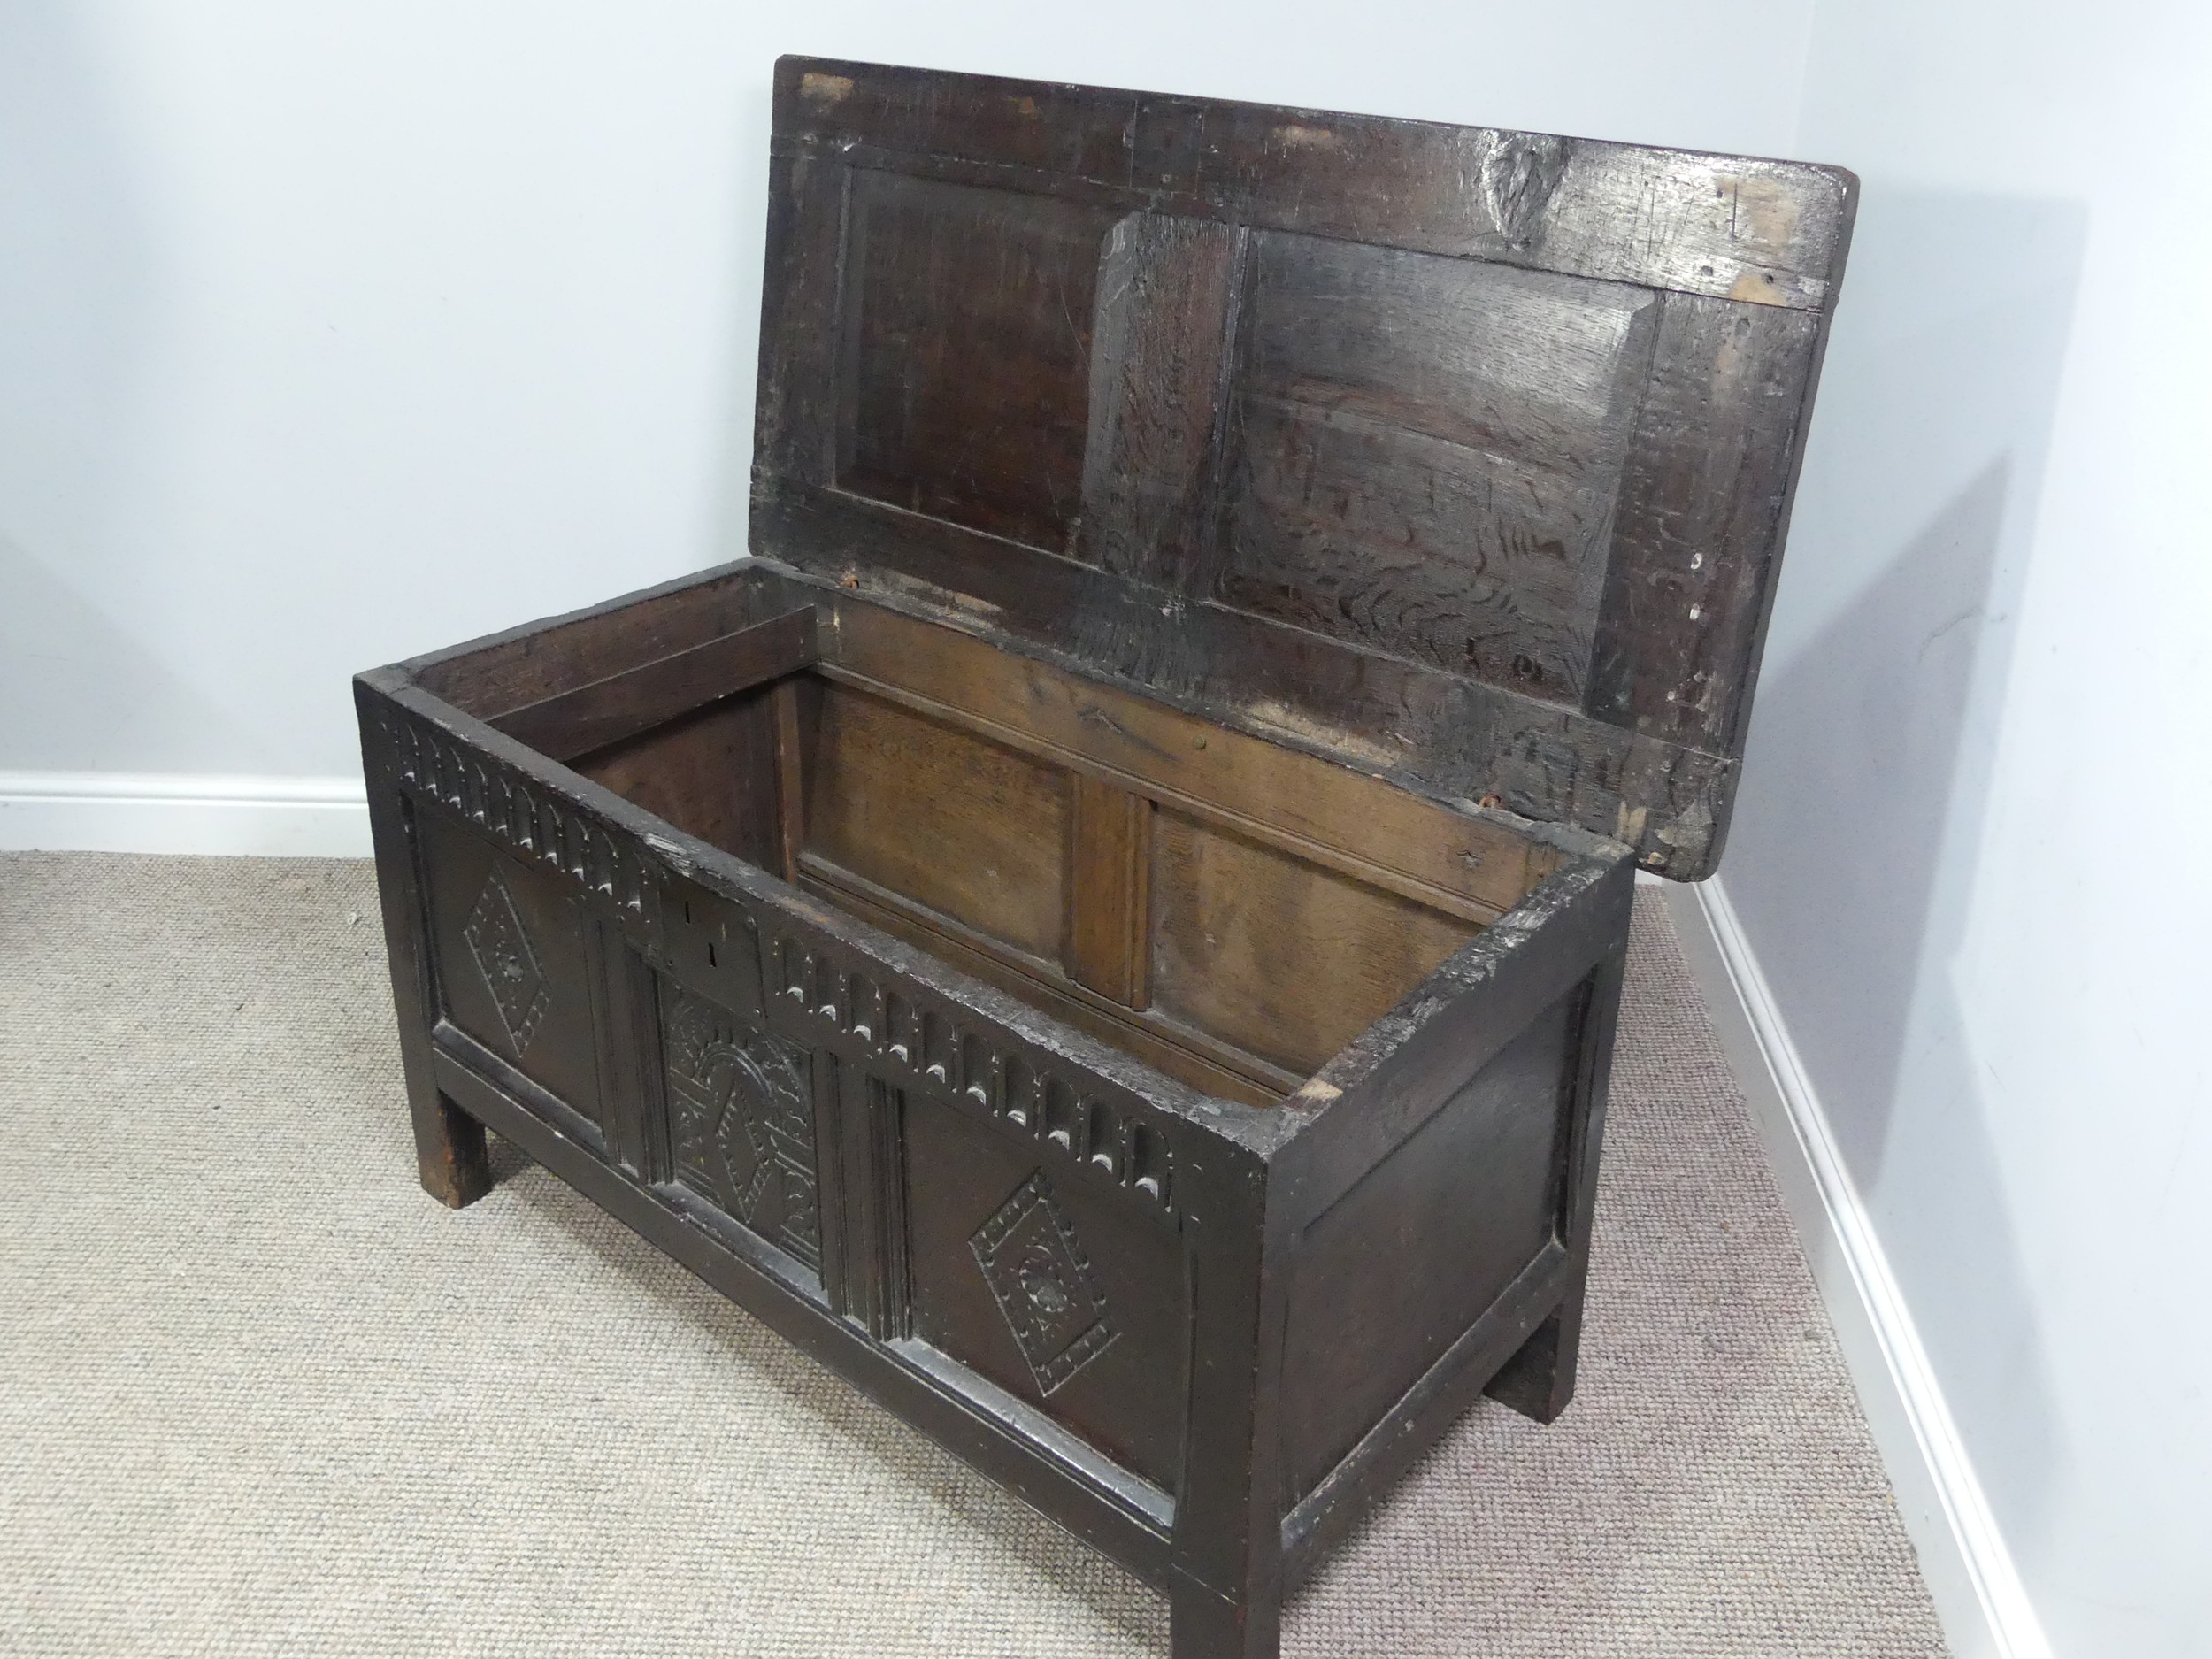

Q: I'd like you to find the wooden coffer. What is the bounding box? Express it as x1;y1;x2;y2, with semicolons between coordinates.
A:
358;58;1854;1658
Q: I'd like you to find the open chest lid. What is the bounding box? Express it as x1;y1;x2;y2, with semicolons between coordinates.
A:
749;57;1855;879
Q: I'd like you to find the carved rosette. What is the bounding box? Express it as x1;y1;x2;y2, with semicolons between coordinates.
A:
971;1171;1118;1395
462;871;551;1056
663;987;820;1268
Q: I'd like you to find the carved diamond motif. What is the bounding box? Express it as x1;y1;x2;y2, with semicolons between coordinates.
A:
664;987;819;1268
463;871;551;1055
971;1171;1116;1395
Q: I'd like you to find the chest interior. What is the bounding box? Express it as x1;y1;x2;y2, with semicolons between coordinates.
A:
418;578;1571;1108
407;63;1853;1108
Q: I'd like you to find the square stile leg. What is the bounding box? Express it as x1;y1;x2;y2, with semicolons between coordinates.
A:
360;687;495;1210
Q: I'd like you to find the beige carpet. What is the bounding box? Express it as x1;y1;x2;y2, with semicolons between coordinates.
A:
0;854;1946;1657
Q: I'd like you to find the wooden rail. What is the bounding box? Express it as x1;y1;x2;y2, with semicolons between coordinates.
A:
490;606;818;763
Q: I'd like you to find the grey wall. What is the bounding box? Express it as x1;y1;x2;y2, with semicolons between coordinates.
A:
1723;1;2212;1653
0;0;1813;780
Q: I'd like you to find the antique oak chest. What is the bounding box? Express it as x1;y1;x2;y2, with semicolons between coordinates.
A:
358;58;1853;1657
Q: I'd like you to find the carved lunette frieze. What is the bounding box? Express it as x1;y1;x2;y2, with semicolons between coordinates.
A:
373;706;653;920
373;696;1177;1217
760;923;1178;1215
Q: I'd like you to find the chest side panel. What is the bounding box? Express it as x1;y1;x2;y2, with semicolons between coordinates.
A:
1281;988;1578;1497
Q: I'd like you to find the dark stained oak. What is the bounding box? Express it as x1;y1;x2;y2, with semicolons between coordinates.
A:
1077;212;1240;584
1066;775;1152;1007
756;56;1854;877
572;689;782;867
1222;233;1660;702
359;58;1847;1659
1148;809;1481;1079
803;681;1073;964
362;564;1640;1659
488;605;816;764
775;62;1851;308
841;172;1121;550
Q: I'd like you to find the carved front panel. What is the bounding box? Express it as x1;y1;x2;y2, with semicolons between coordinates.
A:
626;849;1198;1488
902;1090;1186;1491
660;983;822;1270
419;810;605;1124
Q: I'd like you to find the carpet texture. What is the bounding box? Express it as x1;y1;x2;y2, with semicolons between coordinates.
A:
0;854;1947;1657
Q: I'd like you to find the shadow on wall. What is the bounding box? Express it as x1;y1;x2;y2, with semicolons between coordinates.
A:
1720;188;2088;1567
0;3;189;772
0;534;240;772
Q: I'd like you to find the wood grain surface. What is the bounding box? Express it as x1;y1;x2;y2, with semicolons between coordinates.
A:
362;53;1853;1659
752;55;1855;877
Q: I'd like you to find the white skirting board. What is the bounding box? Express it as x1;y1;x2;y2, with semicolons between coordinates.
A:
1650;872;2052;1659
0;772;373;857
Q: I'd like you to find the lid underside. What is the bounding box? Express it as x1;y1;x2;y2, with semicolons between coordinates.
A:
749;57;1856;879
